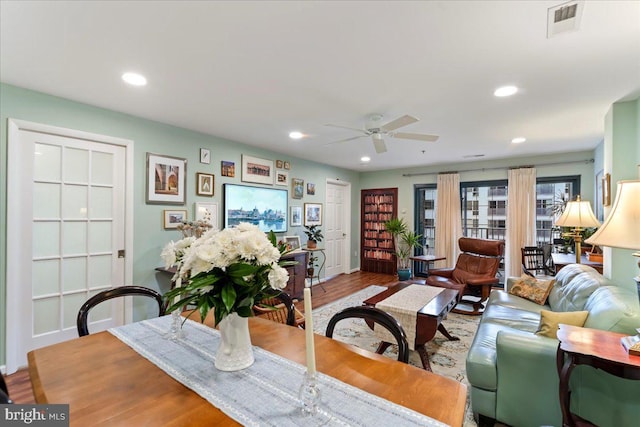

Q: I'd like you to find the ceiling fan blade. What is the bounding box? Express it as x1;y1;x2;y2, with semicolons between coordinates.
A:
372;136;387;153
325;135;367;145
380;115;419;132
324;123;368;134
392;132;439;142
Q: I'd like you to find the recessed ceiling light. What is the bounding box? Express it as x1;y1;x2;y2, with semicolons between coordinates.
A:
512;137;526;144
289;131;304;140
494;85;518;97
122;72;147;86
360;156;371;163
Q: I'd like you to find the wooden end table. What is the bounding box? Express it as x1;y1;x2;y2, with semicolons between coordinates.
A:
363;282;459;371
409;254;446;277
556;324;640;427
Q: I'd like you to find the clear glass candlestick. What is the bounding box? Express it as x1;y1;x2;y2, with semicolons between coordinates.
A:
165;309;187;340
299;370;321;416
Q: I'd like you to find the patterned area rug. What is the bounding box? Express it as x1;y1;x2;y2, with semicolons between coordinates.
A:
312;285;480;427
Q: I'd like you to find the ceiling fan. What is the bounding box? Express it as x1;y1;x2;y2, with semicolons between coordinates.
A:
325;114;439;154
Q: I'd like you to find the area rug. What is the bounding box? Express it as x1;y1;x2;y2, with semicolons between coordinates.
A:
312;285;480;427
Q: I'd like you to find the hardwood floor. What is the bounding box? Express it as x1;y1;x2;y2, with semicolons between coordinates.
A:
2;270;398;405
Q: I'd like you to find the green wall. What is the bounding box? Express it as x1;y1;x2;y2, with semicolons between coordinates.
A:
0;83;359;366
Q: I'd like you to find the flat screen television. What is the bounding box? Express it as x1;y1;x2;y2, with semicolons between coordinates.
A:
223;183;288;233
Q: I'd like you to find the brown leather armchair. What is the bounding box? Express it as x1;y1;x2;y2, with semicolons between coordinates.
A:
426;237;504;315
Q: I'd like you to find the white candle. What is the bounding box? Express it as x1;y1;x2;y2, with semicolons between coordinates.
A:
303;288;316;375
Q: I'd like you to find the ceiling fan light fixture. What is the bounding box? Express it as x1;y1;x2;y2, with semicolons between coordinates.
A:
494;85;518;97
289;131;304;140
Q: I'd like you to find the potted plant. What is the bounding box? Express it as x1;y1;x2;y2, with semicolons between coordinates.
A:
383;218;422;281
307;253;318;277
304;225;323;249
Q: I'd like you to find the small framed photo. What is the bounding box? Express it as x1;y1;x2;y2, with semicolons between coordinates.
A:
276;159;284;169
291;178;304;199
307;183;315;195
164;210;187;229
200;148;211;164
284;161;291;170
304;203;322;226
146;153;187;205
195;202;218;228
291;206;302;226
221;160;235;177
284;235;301;251
275;170;289;186
242;154;274;185
196;172;214;196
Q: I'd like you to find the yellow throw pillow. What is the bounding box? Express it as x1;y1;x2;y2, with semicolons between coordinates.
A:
536;310;589;338
509;274;555;305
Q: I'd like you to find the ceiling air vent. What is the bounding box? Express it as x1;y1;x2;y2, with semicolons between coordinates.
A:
547;1;584;38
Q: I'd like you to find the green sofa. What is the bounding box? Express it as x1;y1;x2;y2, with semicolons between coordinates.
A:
466;263;640;427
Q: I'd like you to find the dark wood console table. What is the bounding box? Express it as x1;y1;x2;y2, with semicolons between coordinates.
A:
556;324;640;426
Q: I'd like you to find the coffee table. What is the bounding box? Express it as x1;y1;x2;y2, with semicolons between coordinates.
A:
363;282;460;371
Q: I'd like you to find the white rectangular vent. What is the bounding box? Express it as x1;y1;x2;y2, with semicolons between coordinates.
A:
547;1;584;38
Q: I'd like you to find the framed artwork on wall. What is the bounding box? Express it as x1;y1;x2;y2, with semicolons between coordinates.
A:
275;170;288;186
221;161;235;177
196;172;214;196
595;169;604;221
241;155;273;185
163;210;187;229
200;148;211;164
195;202;218;228
146;153;187;205
291;178;304;199
307;182;315;195
290;206;302;226
304;203;322;226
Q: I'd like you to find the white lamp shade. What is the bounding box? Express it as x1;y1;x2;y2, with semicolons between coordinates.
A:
555;198;601;228
585;180;640;250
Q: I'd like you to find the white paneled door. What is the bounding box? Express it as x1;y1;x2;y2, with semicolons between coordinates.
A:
6;120;133;373
325;180;350;278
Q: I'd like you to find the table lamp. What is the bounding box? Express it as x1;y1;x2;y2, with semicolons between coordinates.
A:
585;180;640;281
555;195;601;264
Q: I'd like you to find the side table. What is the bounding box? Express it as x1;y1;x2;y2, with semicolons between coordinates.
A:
556;324;640;426
303;246;326;294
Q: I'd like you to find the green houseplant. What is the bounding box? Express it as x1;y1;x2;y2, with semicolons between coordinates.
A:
303;225;323;249
383;217;422;281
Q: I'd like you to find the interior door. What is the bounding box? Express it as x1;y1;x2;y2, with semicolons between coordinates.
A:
325;180;350;278
6;120;132;373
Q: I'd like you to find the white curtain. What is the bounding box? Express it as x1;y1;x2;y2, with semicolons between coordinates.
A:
505;168;537;278
435;173;463;267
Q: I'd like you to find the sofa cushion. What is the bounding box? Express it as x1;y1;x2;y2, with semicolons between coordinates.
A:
583;286;640;334
548;264;609;312
509;274;554;305
536;309;589;338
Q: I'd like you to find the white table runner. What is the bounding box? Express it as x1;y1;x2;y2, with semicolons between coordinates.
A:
374;284;444;350
109;315;448;427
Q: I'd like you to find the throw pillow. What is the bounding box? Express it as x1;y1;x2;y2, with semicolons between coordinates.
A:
536;310;589;338
509;274;555;305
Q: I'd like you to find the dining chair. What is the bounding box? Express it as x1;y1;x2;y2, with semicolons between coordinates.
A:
325;306;410;363
0;374;13;404
77;286;166;337
521;246;555;277
253;291;305;328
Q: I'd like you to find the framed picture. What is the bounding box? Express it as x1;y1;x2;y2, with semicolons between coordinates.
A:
164;210;187;229
195;202;218;228
291;178;304;199
196;172;214;196
291;206;302;226
200;148;210;164
595;169;604;221
283;235;301;251
284;161;291;170
221;161;235;177
275;170;289;186
242;154;274;185
146;153;187;205
602;173;611;206
304;203;322;226
276;159;284;169
307;182;315;195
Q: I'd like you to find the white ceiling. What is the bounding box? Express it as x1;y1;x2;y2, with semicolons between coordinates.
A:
1;1;639;172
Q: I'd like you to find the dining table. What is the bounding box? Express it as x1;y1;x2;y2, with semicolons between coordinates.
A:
28;315;467;426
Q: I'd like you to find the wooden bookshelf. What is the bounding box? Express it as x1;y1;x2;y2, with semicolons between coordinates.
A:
361;188;398;274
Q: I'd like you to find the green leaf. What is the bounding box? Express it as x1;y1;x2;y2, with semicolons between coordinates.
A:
221;283;237;312
236;306;253;317
227;263;258;278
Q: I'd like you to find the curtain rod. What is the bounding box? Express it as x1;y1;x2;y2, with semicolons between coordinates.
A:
401;158;594;178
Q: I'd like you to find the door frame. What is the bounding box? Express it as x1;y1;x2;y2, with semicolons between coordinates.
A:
5;118;134;373
325;178;351;278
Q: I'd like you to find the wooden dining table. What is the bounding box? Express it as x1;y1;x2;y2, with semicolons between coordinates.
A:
28;316;467;426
